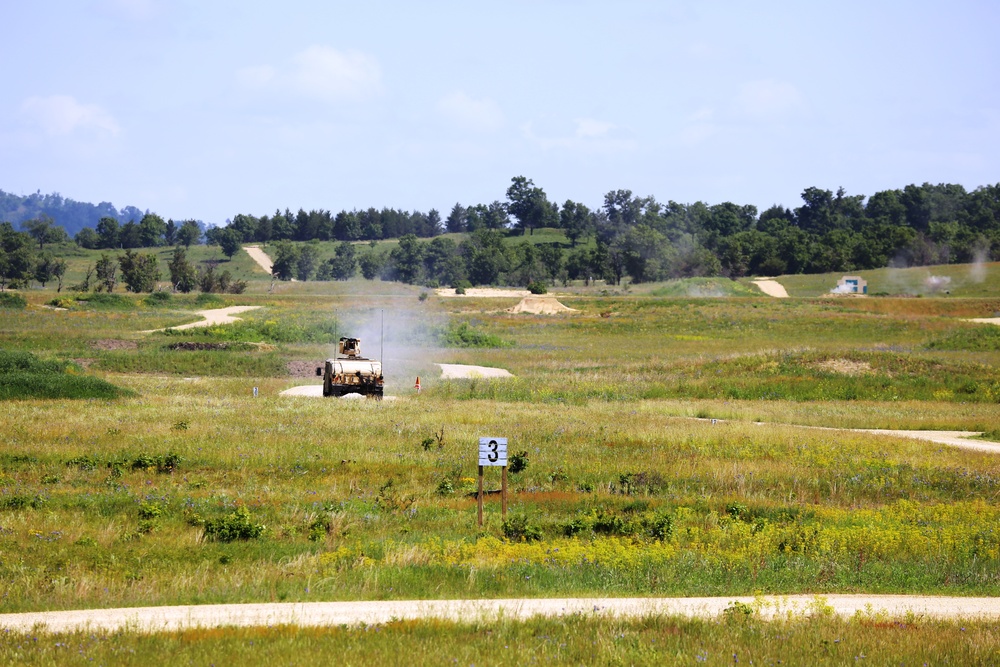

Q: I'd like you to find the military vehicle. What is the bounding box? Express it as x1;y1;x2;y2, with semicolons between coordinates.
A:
316;337;383;398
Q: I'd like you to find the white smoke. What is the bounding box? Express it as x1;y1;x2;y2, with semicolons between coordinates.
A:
829;283;855;294
924;275;951;293
970;248;989;283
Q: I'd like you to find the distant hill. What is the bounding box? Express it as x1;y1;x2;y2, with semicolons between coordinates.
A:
0;189;149;237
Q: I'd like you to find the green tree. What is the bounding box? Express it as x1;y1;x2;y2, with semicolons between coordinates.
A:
138;213;167;247
52;257;68;292
96;216;120;249
33;252;55;287
74;227;100;249
329;242;358;280
94;254;119;292
389;234;425;284
168;247;197;293
461;228;508;285
0;223;36;290
118;249;160;293
219;228;242;259
561;200;593;246
22;216;67;250
296;243;320;280
358;248;385;280
270;241;299;281
445;203;466;233
164;219;178;246
177;220;202;247
119;221;142;249
506;176;557;235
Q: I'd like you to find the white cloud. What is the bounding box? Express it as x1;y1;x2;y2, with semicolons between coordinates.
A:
238;46;382;104
735;79;804;119
291;46;382;101
437;92;505;132
521;119;635;153
574;118;614;138
20;95;120;136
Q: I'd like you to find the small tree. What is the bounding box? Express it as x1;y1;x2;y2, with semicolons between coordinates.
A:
358;248;385;280
271;241;299;281
119;249;160;293
52;257;67;292
177;220;202;247
168;247;197;293
219;228;242;259
296;243;320;281
34;252;55;287
94;254;119;292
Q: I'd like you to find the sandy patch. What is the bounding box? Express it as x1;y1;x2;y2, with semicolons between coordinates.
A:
506;296;578;314
141;306;261;333
814;359;874;376
436;288;531;298
751;279;789;298
437;363;513;379
3;595;999;633
965;317;1000;326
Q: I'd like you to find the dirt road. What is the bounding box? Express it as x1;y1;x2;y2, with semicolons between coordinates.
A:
141;306;261;333
2;595;998;633
751;278;790;298
243;245;273;274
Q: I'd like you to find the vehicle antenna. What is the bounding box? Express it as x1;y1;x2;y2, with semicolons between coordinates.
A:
380;309;384;371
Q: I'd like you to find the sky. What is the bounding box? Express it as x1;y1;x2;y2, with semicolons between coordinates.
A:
1;0;998;226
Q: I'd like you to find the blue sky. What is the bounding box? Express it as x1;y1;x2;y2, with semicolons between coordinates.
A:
2;1;998;225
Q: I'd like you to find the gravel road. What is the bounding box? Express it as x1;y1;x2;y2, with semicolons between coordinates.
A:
3;595;998;633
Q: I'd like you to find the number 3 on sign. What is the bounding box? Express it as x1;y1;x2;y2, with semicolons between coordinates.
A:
478;437;508;466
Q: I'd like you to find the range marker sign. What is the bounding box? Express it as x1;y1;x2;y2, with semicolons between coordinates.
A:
478;437;508;466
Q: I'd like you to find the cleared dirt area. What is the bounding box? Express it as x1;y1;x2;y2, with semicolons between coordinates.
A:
3;595;998;633
966;317;1000;325
751;279;790;298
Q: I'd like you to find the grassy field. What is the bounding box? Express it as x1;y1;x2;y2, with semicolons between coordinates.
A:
1;260;999;657
2;612;999;665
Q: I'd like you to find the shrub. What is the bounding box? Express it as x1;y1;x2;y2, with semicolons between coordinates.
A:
527;281;547;295
145;291;172;306
502;514;542;542
440;322;513;348
0;350;132;400
508;451;529;474
204;507;265;542
0;292;27;309
75;293;133;309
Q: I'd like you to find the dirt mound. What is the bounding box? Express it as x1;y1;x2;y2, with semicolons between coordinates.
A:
91;339;138;351
506;296;577;314
166;342;273;352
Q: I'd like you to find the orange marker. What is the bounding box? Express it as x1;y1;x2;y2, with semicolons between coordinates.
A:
414;376;421;393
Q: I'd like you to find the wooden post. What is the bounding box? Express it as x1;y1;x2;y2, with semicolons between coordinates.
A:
477;464;484;527
501;465;508;520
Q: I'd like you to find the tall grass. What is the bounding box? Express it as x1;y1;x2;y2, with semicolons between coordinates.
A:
2;613;998;666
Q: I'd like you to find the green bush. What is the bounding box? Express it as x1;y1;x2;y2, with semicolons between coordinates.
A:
204;507;266;542
927;326;1000;351
76;293;134;309
144;291;172;306
0;292;27;309
508;450;529;474
527;281;548;295
440;322;513;348
501;514;542;542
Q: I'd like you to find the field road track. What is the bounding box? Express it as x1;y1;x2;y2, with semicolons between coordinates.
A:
3;596;999;633
751;278;790;298
243;245;273;274
141;306;261;333
966;317;1000;326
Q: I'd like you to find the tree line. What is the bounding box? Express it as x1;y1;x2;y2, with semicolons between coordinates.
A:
5;177;1000;289
226;178;1000;287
